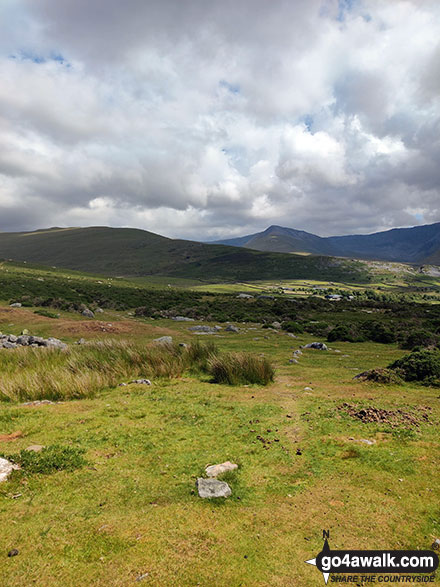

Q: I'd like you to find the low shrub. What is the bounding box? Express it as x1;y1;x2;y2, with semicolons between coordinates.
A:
208;353;275;385
4;445;87;475
389;349;440;383
354;368;403;384
282;321;304;334
400;330;438;350
328;324;356;342
33;309;60;319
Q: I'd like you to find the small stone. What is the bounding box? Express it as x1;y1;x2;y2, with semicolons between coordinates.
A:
304;387;313;391
358;439;376;445
129;379;151;385
25;445;44;452
225;324;240;333
95;308;104;313
118;382;127;387
81;308;94;318
196;478;232;498
289;359;298;364
7;549;19;557
303;342;328;350
76;338;86;345
9;303;21;308
136;573;149;582
153;336;173;345
205;461;238;477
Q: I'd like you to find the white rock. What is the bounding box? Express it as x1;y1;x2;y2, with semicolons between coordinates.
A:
205;461;238;478
0;458;19;483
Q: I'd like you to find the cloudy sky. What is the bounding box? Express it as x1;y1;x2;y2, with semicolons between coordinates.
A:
1;0;440;240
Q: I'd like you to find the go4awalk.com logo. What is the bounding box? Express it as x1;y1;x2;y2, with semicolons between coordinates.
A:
305;531;439;584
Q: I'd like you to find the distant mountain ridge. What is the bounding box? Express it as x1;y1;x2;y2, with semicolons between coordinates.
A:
0;226;367;282
211;223;440;264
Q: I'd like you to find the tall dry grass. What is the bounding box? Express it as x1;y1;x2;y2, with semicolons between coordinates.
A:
0;339;217;402
208;352;275;386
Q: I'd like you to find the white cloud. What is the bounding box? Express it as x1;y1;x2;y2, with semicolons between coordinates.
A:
0;0;439;238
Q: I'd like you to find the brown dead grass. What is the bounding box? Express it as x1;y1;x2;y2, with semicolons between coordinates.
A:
0;430;23;442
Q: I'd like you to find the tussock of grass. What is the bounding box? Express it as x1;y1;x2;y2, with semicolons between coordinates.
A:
0;339;271;401
0;340;203;402
208;352;275;385
4;445;87;475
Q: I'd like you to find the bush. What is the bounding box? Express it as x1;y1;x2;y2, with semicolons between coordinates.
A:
33;309;60;319
5;445;87;475
389;349;440;383
208;353;275;386
282;321;304;334
361;321;395;344
401;330;438;350
328;324;356;342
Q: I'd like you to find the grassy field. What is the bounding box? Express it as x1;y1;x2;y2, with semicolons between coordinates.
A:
0;298;439;585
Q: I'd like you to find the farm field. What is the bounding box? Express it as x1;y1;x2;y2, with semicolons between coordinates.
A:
0;289;439;585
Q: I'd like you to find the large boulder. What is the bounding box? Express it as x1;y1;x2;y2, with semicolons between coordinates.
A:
172;316;194;322
81;308;95;318
196;478;232;498
303;342;328;351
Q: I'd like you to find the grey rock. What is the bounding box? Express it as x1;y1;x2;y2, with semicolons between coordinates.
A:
189;325;221;334
358;439;376;445
81;308;95;318
225;324;240;333
76;338;86;345
172;316;194;321
293;350;302;357
129;379;151;385
271;321;282;329
236;293;253;299
0;457;19;483
196;477;232;498
179;343;188;348
8;549;19;557
289;358;298;364
16;335;30;346
95;308;104;313
153;336;173;345
287;333;297;338
8;335;17;343
2;341;17;349
9;302;21;308
45;337;68;350
303;342;328;351
118;382;127;387
205;461;238;478
29;336;45;346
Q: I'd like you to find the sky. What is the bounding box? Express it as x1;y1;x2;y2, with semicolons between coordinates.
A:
1;0;440;240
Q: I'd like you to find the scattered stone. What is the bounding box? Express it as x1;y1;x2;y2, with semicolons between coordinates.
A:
45;337;68;350
9;303;21;308
81;308;94;318
357;439;376;445
289;359;298;364
179;342;188;348
293;350;302;357
237;293;253;299
225;324;240;333
21;400;55;406
286;333;297;338
76;338;86;345
136;573;150;582
153;336;173;345
1;341;17;349
205;461;238;477
25;445;44;452
172;316;194;321
188;325;221;334
0;458;19;483
118;382;127;387
95;308;104;313
271;321;282;329
303;342;328;350
7;549;19;557
129;379;151;385
196;478;232;498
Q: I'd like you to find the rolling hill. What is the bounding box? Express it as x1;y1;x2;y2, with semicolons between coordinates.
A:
0;226;368;282
212;223;440;264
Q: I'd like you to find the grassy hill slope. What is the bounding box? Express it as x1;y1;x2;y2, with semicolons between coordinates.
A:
0;226;368;282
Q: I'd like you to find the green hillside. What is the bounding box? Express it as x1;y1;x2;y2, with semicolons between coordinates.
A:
0;226;369;282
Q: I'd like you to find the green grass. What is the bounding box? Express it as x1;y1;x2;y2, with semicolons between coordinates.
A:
0;274;439;585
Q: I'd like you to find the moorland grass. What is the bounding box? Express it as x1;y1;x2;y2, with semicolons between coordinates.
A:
209;352;275;385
